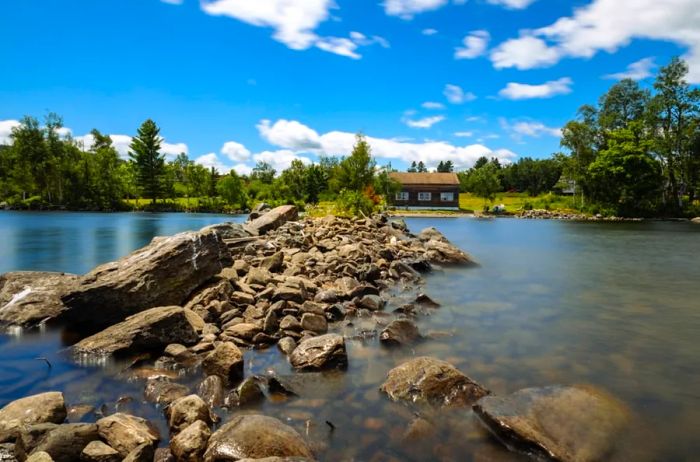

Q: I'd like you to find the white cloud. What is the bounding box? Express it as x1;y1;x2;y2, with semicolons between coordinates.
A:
421;101;446;109
253;149;312;172
384;0;449;19
444;84;476;104
200;1;386;59
221;141;251;162
455;30;490;59
604;57;656;80
486;0;536;9
74;133;187;160
498;77;572;100
422;28;438;36
491;36;560;69
403;115;446;129
195;152;231;172
0;120;21;145
501;118;561;140
257;119;322;149
160;0;183;4
454;131;473;137
489;0;700;82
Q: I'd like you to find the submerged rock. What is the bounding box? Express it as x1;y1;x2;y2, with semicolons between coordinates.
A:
380;356;488;407
0;392;66;442
0;271;79;330
203;414;313;461
170;420;210;462
29;423;99;462
201;342;244;386
73;306;200;357
289;334;348;371
59;229;232;331
422;239;477;266
167;395;212;433
198;376;225;408
473;385;631;462
379;319;421;346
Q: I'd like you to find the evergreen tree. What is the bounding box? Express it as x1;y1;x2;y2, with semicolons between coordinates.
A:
416;161;428;172
336;134;376;191
129;119;164;204
407;161;417;172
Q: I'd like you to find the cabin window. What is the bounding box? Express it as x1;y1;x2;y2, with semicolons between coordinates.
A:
418;192;432;201
395;191;409;201
440;192;454;202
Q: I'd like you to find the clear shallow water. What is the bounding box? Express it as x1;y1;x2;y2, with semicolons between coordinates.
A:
1;213;699;461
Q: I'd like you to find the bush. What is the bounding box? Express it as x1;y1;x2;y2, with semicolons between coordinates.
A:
337;189;376;217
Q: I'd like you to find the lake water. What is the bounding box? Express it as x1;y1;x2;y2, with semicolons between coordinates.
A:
1;212;699;461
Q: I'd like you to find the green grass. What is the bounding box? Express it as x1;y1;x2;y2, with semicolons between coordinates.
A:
458;192;581;214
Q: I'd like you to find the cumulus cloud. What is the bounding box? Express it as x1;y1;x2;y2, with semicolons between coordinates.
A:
253;149;313;172
221;141;251;162
199;0;386;59
498;77;572;100
74;133;187;160
422;101;445;109
454;131;473;137
0;120;21;145
383;0;449;19
455;30;490;59
403;115;446;129
604;57;656;80
422;28;438;36
444;84;476;104
489;0;700;82
501;118;561;141
257;119;322;149
486;0;536;9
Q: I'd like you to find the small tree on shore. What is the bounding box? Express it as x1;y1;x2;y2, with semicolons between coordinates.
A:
129;119;164;204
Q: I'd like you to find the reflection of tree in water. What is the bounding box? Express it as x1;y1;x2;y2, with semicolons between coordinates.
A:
131;214;162;250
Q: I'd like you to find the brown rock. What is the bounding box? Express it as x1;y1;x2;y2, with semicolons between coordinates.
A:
167;395;212;433
30;423;99;462
170;420;211;462
245;205;299;236
96;413;160;458
73;306;200;357
380;319;421;346
0;392;66;441
380;356;488;407
198;375;225;408
300;313;327;334
201;342;244;386
289;334;347;371
144;378;189;406
26;452;54;462
80;440;120;462
122;443;154;462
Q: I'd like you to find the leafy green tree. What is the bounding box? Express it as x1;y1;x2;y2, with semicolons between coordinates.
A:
9;116;45;200
467;162;501;205
89;129;123;208
217;170;247;208
336;134;376;191
374;164;401;201
129;119;165;204
598;79;649;133
473;156;489;169
251;161;276;184
279;159;308;201
304;164;326;204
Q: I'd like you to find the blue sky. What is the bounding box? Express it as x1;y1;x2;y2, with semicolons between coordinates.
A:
1;0;697;174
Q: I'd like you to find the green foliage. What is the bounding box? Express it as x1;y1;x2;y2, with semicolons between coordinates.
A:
465;162;501;203
436;160;454;172
129;119;165;204
251;161;276;184
335;134;376;191
216;170;247;208
336;189;376;217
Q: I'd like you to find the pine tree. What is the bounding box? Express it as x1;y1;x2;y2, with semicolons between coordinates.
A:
129;119;164;204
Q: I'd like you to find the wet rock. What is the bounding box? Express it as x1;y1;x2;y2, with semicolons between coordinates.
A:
245;205;299;236
289;334;347;371
198;375;225;408
12;424;58;458
67;405;95;422
73;306;200;357
263;309;279;334
228;377;265;407
272;287;305;304
314;290;338;304
414;293;440;307
277;337;297;356
153;448;174;462
96;413;160;458
380;319;421;346
473;385;631;462
59;228;232;331
170;420;211;462
167;395;212;433
247;267;272;286
29;423;99;462
0;392;66;441
164;343;195;362
200;222;251;240
80;440;120;462
203;414;313;461
417;227;447;242
122;443;154;462
380;356;488;407
691;217;700;224
201;342;244;386
0;271;79;330
402;417;435;442
423;239;477;266
300;313;328;334
279;315;301;331
223;322;261;341
144;377;189;406
357;294;384;311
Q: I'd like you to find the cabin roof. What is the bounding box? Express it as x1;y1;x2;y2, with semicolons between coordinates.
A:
389;172;460;186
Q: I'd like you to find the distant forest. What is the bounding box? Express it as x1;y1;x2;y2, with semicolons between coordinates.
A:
1;57;698;217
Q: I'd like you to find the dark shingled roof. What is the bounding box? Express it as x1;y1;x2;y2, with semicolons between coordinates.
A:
389;172;460;185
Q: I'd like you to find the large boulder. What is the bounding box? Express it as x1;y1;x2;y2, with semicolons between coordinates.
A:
380;356;488;407
289;334;347;371
200;222;252;240
59;229;232;331
0;392;66;441
691;217;700;224
245;205;298;236
170;420;210;462
73;306;200;357
0;272;79;330
473;385;631;462
203;415;313;461
201;342;244;386
167;395;212;433
28;423;99;462
379;319;421;346
96;413;160;458
422;239;477;266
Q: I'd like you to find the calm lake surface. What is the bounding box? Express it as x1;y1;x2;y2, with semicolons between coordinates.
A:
1;211;699;461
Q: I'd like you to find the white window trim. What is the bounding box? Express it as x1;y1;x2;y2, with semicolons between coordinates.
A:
418;192;432;201
440;192;454;202
395;191;409;201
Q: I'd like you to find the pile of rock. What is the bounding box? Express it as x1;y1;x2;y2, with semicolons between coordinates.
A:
518;209;643;221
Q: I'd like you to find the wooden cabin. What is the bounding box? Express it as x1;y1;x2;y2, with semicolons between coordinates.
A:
388;172;460;210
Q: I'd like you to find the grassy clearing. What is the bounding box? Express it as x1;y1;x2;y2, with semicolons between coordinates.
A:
459;192;580;214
